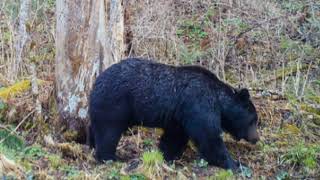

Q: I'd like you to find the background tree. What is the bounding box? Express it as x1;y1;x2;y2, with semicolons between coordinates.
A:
55;0;124;142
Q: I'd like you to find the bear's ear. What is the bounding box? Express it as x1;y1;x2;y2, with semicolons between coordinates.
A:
237;88;250;100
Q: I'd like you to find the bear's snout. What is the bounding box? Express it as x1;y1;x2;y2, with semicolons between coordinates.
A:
247;125;259;144
248;137;259;144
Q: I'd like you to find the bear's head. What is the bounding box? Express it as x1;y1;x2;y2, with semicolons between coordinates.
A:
221;88;260;144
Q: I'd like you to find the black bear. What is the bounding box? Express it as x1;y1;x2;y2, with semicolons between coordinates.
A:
88;58;259;170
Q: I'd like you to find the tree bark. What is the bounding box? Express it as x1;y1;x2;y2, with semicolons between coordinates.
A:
55;0;124;142
11;0;31;80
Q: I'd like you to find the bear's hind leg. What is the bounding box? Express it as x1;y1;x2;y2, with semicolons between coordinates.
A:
159;124;189;162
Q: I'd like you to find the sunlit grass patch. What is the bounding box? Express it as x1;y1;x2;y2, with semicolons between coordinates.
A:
209;169;234;180
280;142;320;171
140;150;164;178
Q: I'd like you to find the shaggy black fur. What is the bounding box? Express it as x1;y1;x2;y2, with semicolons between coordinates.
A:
88;58;259;170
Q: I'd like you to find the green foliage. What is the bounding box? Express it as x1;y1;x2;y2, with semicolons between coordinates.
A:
30;0;56;20
280;0;304;13
142;138;153;146
60;165;80;178
176;19;208;40
257;141;278;154
0;100;7;121
194;158;208;168
0;129;25;159
204;8;215;23
178;44;203;64
281;142;320;170
121;174;146;180
210;170;234;180
23;145;47;160
0;100;6;110
1;31;13;44
304;82;320;104
176;16;209;64
48;154;63;169
2;0;20;19
280;37;299;51
280;36;317;58
107;168;121;180
223;18;249;32
66;172;89;180
0;129;24;150
142;150;164;167
276;171;290;180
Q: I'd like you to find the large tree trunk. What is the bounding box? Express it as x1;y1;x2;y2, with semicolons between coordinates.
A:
55;0;124;142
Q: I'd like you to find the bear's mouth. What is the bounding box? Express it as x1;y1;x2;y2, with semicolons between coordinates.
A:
232;135;253;144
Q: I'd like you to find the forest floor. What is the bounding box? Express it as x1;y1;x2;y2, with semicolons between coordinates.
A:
1;0;320;179
1;87;319;179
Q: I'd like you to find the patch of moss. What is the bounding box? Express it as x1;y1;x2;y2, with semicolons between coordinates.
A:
0;80;45;100
63;130;79;141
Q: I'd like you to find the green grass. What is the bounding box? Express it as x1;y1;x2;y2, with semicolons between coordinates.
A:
142;150;164;167
281;142;320;170
0;129;25;160
210;170;234;180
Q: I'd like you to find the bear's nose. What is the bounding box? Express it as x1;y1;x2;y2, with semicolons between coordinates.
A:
247;125;259;144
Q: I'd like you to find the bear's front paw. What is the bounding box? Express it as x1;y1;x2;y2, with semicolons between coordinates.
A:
95;153;117;164
224;159;238;171
163;153;180;163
